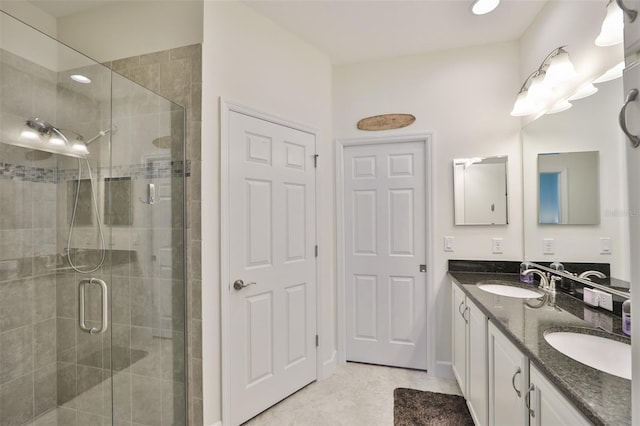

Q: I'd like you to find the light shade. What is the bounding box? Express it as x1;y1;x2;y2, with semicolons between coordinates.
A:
510;91;540;116
594;61;625;83
527;73;554;102
472;0;500;15
544;49;577;85
596;0;624;47
546;99;572;114
569;82;598;101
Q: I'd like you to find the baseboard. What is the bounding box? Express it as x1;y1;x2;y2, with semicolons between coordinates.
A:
432;361;455;379
207;421;222;426
319;349;337;380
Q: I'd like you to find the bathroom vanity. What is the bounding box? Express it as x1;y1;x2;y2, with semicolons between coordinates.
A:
449;270;631;426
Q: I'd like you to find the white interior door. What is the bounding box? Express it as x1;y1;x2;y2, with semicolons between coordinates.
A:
343;141;427;369
227;111;317;425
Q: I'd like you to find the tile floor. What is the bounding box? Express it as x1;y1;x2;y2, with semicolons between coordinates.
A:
243;362;462;426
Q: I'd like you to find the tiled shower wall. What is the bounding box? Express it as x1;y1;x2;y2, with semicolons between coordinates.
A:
104;44;203;425
0;50;60;425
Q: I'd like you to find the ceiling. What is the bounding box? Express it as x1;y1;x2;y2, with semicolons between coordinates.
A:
27;0;549;64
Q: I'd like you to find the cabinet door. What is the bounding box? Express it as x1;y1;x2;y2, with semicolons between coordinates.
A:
529;365;590;426
488;321;528;426
451;284;467;396
622;0;640;57
467;299;487;426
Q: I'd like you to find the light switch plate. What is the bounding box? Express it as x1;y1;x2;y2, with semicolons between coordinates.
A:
543;238;555;255
600;237;612;254
492;238;503;254
444;236;454;252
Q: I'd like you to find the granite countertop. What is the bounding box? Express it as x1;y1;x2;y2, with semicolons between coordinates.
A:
448;271;631;426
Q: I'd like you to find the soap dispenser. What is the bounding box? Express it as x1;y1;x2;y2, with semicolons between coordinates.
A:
622;297;631;336
520;257;533;284
550;261;565;290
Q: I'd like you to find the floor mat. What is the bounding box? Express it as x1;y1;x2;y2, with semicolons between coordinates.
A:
393;388;474;426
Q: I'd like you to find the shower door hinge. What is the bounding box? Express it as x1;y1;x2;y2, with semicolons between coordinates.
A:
316;334;319;347
314;154;319;168
315;245;318;257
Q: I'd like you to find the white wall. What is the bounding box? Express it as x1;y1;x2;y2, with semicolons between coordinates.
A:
201;2;333;424
333;41;524;373
0;0;57;37
1;0;203;67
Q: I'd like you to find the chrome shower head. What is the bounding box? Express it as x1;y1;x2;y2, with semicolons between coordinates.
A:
25;118;54;134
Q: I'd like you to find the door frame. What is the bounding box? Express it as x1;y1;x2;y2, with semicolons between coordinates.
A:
220;98;323;425
335;133;435;371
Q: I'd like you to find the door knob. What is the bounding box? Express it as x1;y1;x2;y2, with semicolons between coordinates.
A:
233;279;256;290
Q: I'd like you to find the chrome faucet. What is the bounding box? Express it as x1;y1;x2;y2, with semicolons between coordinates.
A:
573;270;607;295
578;270;607;280
523;269;549;290
548;276;562;295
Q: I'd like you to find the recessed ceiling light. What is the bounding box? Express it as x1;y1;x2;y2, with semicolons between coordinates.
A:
472;0;500;15
70;74;92;84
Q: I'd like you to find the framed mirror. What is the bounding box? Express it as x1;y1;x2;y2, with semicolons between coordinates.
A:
537;151;599;225
453;156;508;225
522;78;630;279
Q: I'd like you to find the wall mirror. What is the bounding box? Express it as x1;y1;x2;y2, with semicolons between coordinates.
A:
537;151;599;225
522;78;630;279
453;156;508;225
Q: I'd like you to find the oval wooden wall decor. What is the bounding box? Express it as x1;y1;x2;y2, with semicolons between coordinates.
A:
357;113;416;131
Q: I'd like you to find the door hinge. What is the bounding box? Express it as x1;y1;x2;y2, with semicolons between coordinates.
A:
315;245;318;257
316;335;319;347
313;154;319;168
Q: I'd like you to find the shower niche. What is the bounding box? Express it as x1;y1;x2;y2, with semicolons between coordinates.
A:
0;11;186;426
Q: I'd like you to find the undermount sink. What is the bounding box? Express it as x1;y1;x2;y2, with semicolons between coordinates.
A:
544;331;631;380
476;281;543;299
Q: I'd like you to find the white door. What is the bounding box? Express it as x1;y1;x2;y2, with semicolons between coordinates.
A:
228;111;317;425
343;141;427;369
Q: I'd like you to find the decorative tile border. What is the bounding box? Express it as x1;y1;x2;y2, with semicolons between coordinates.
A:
0;160;190;183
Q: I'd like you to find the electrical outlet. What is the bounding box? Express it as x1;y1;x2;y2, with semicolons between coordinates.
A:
492;238;503;254
583;288;599;306
444;236;454;252
598;291;613;311
543;238;555;255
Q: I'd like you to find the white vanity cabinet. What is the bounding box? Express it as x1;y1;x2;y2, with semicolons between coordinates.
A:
452;284;467;394
528;365;591;426
487;320;529;426
451;284;487;426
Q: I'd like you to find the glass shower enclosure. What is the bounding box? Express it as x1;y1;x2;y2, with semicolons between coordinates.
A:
0;11;186;426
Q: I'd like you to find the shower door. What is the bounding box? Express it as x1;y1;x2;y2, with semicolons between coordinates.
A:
0;11;186;426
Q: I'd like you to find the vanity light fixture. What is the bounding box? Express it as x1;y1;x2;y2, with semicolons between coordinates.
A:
596;0;624;47
510;46;577;117
471;0;500;15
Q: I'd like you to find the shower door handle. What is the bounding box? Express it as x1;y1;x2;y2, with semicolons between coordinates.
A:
79;278;109;335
